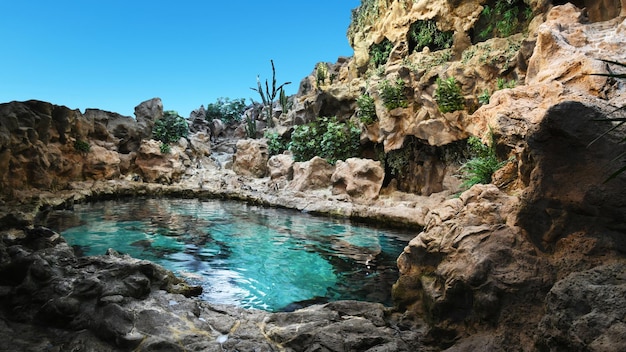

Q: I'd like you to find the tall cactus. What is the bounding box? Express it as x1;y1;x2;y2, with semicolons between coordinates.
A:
251;60;291;128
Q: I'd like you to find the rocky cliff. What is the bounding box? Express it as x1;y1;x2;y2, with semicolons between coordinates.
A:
1;1;626;351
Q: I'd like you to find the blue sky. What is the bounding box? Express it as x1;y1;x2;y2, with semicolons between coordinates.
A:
0;1;360;117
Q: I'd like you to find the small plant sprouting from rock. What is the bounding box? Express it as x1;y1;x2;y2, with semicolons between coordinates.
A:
435;76;465;113
379;78;409;110
497;78;517;90
251;60;291;129
73;139;91;153
160;142;171;154
369;38;394;68
408;19;453;53
153;110;189;144
289;117;360;165
316;62;328;89
478;89;491;105
459;131;511;189
356;93;377;125
476;0;533;42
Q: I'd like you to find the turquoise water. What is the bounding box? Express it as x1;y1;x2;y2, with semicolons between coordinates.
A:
58;198;415;311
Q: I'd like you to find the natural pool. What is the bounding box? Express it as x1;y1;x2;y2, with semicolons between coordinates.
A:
58;198;415;312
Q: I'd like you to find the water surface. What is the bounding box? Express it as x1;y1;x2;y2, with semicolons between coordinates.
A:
59;198;415;311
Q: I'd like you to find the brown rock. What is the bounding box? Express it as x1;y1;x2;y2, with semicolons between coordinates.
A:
135;140;186;184
267;153;294;180
331;158;384;202
232;139;269;178
82;145;121;180
289;156;335;192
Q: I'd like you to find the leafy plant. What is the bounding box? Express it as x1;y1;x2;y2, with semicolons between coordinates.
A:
153;110;189;144
251;60;291;128
369;38;394;68
459;133;510;189
74;139;91;153
205;97;246;124
289;117;360;164
497;78;517;90
476;0;532;41
264;130;289;156
409;19;453;53
478;89;491;105
588;59;626;181
435;76;465;113
356;93;377;125
379;78;409;110
160;142;171;154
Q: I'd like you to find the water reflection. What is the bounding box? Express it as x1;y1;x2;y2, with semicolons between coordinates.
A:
54;198;415;312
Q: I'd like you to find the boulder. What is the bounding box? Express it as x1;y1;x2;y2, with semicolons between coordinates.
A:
393;184;553;347
331;158;384;202
82;145;121;180
289;156;335;192
85;109;144;153
267;153;294;180
134;140;187;184
535;263;626;351
133;97;163;139
232;139;269;178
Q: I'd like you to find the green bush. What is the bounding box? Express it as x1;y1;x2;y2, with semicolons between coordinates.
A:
160;142;171;154
264;131;289;156
153;110;189;144
205;97;246;124
289;117;361;165
409;19;453;53
435;76;465;113
476;0;533;41
356;93;377;125
459;134;510;189
369;39;393;68
73;139;91;153
379;78;409;110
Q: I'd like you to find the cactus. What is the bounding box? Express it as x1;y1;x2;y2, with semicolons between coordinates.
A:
251;60;291;128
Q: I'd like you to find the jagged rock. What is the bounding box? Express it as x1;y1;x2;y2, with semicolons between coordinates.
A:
289;156;335;192
535;263;626;351
85;109;145;153
232;139;269;178
331;158;384;202
187;132;211;157
82;145;121;180
267;153;294;180
135;140;188;184
133;98;162;139
393;184;552;347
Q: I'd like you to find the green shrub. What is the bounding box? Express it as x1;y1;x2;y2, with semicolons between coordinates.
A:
496;78;517;90
379;78;409;110
153;110;189;144
73;139;91;153
435;77;465;113
478;89;491;105
409;19;453;53
476;0;533;41
264;131;289;156
205;97;246;124
316;62;328;88
459;134;510;189
289;117;361;164
369;39;393;68
160;142;171;154
356;93;377;125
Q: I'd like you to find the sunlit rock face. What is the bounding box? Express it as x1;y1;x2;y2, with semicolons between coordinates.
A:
232;138;269;178
392;4;626;349
331;158;384;202
289;156;335;192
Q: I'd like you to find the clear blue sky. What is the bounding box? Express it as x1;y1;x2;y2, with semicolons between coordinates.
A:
0;1;360;117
